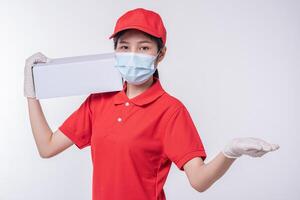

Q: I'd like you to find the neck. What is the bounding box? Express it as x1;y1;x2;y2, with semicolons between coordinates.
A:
125;77;154;99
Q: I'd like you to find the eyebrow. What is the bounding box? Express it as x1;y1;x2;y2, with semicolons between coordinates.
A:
137;40;152;44
119;40;129;44
118;40;153;44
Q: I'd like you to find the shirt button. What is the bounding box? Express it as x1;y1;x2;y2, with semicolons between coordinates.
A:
117;117;122;122
125;102;130;106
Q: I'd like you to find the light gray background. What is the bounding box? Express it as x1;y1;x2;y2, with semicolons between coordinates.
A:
0;0;299;199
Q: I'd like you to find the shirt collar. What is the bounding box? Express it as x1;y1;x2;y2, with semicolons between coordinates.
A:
113;77;166;106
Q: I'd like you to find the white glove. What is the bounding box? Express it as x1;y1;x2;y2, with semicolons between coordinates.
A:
222;137;280;159
24;52;51;98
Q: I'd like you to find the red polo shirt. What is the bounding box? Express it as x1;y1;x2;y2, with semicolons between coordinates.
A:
58;76;207;200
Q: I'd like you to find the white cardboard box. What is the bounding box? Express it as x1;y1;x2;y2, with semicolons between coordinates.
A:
32;52;123;99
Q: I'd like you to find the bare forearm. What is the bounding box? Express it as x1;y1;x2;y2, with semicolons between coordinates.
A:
195;152;236;192
27;98;52;157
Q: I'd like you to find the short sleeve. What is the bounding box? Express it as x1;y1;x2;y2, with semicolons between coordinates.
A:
163;105;207;171
58;94;94;150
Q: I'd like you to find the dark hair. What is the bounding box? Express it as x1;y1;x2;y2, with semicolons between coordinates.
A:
113;29;164;79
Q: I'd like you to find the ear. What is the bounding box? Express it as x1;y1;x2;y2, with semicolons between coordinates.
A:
156;46;167;64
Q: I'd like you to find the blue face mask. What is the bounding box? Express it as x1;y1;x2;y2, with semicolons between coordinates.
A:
114;51;160;85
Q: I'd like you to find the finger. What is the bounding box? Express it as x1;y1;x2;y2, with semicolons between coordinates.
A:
270;144;280;151
33;60;45;64
33;57;47;64
250;148;269;157
30;53;44;60
33;53;48;61
36;54;47;61
242;143;262;151
35;52;46;58
244;149;263;157
249;146;279;157
260;141;273;151
254;150;268;157
260;141;280;151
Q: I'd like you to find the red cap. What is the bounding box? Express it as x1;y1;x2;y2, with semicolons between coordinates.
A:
109;8;167;45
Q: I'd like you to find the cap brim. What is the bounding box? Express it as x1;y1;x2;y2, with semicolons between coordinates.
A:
108;25;161;40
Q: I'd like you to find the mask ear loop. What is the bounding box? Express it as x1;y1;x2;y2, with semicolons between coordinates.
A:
156;49;162;59
153;48;162;68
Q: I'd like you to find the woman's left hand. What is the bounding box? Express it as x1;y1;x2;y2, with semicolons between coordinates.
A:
222;137;280;159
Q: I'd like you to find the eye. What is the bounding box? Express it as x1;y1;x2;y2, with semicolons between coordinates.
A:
119;45;128;50
140;46;150;51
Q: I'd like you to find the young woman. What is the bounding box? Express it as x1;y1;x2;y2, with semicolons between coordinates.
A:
24;8;280;200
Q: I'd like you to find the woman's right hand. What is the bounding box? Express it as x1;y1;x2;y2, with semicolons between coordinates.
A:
24;52;51;99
